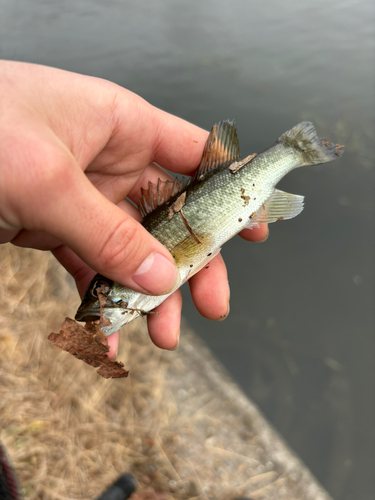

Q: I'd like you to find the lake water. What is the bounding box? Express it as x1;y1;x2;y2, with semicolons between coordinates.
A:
1;1;374;499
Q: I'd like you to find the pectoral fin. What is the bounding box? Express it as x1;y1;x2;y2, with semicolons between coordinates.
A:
249;189;304;225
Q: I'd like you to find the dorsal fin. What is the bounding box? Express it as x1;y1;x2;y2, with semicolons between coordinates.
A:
137;178;189;218
195;120;241;181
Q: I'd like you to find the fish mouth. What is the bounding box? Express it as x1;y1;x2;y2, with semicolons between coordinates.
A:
74;308;100;322
75;301;126;324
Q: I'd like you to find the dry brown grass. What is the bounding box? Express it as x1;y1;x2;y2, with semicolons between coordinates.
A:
0;244;181;499
0;244;332;500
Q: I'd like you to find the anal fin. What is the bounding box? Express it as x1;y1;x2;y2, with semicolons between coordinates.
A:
251;189;304;224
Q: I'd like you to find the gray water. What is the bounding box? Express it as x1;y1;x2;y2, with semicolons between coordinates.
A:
1;1;374;499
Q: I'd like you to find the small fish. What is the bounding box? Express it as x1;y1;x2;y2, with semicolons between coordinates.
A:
76;121;344;335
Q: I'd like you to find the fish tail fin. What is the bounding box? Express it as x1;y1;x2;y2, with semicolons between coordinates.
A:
278;121;344;166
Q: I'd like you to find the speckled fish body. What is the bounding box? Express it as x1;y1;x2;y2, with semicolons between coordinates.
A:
76;121;344;335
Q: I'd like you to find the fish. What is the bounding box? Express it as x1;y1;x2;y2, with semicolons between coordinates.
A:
75;121;344;335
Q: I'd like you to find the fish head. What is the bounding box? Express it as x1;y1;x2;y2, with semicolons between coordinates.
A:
75;275;141;336
75;275;112;322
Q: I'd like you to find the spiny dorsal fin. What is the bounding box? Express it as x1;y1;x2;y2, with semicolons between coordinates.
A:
137;178;189;218
195;120;241;181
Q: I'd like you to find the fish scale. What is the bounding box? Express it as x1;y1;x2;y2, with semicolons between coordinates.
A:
75;120;344;335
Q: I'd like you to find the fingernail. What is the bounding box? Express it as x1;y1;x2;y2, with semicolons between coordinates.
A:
216;302;230;321
133;252;179;295
169;334;179;351
108;347;118;361
255;231;269;243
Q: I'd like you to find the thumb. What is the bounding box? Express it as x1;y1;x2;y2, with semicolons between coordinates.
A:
33;157;179;296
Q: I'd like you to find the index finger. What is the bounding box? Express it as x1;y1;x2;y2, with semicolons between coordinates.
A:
149;107;208;176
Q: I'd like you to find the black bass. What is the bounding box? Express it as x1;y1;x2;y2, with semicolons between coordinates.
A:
76;121;344;335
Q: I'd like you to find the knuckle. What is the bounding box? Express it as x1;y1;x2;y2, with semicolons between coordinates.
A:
29;145;74;192
1;129;76;229
4;133;73;195
96;218;145;274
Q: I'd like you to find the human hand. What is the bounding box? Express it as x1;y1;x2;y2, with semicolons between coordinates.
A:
0;61;268;357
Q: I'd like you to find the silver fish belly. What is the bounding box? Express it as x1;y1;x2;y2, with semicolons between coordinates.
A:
75;121;344;335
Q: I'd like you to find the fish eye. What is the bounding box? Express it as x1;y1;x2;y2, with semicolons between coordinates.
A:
90;280;109;299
